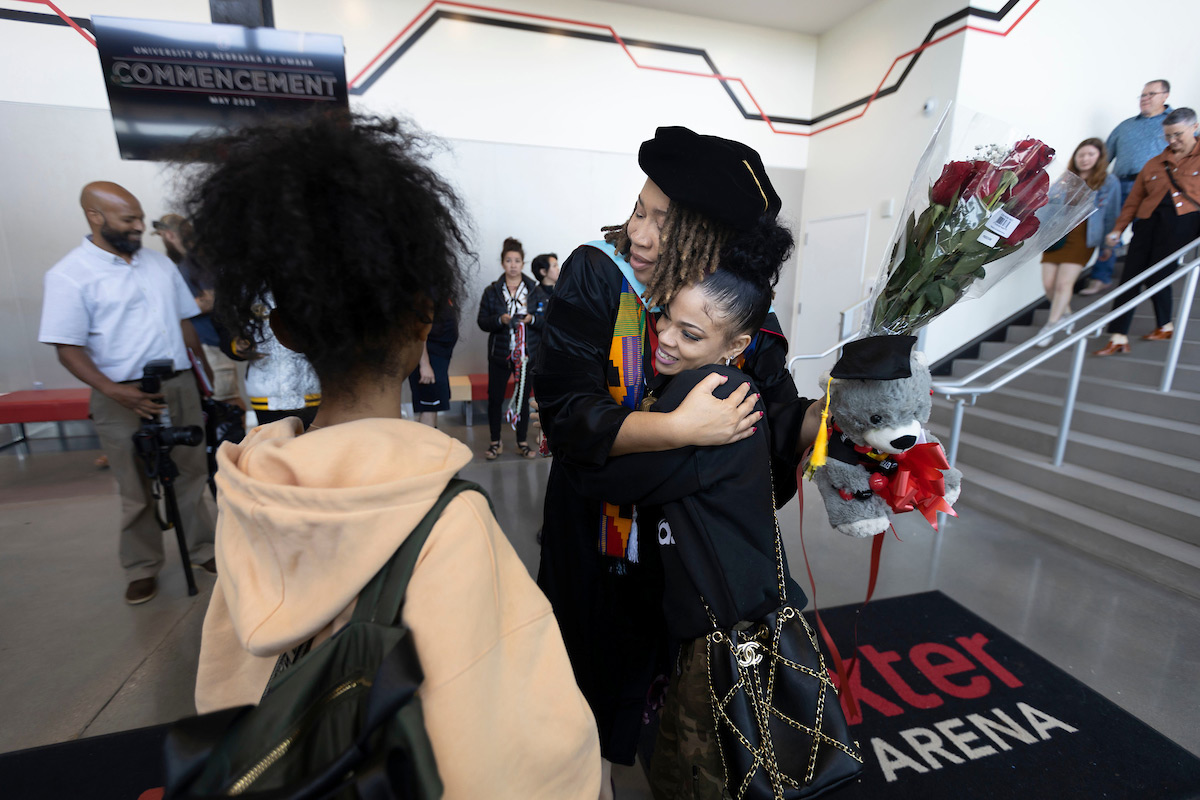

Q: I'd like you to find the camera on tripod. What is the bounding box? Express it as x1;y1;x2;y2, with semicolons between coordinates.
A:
131;360;204;470
130;359;205;595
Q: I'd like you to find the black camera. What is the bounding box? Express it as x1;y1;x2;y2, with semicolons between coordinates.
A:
131;359;204;470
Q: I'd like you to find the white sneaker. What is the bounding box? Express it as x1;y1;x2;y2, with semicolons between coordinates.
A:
1034;325;1053;347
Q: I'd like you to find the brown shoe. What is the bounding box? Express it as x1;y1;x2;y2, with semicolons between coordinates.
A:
125;577;158;605
1142;327;1174;341
192;558;218;576
1093;341;1131;357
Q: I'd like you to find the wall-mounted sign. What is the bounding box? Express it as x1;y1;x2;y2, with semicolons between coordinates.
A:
93;16;347;160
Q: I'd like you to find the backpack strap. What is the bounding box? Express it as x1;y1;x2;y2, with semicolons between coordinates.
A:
353;479;488;626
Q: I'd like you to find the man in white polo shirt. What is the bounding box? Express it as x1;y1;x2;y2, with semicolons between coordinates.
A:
38;182;217;605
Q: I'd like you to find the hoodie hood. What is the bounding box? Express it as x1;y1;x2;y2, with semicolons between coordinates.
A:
213;417;473;657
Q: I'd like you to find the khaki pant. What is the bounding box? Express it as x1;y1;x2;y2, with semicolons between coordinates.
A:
649;638;730;800
202;342;242;403
90;373;216;581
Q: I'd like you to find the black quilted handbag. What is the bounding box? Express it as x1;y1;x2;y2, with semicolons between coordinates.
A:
705;509;863;799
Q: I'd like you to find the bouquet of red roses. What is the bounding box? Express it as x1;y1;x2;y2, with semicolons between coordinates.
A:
868;119;1094;335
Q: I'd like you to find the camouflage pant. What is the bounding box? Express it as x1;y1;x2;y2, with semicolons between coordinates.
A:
648;638;732;800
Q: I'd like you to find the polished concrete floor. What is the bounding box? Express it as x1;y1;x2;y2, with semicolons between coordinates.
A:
2;415;1198;798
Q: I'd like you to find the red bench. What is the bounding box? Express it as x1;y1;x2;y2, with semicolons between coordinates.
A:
0;389;92;454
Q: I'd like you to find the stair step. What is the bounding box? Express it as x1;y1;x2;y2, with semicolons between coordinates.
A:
979;336;1200;364
954;464;1200;600
1009;322;1200;349
949;386;1200;459
1030;299;1200;330
1022;311;1200;345
1055;274;1200;323
928;405;1200;501
950;354;1200;393
937;367;1200;425
940;427;1200;544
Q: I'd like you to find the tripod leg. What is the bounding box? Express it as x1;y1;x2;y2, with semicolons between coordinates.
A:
163;479;199;596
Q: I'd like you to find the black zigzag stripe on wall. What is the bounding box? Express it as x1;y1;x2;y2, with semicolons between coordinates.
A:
349;1;1024;127
0;7;94;33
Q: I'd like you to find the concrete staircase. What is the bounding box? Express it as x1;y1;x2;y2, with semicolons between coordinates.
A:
929;285;1200;599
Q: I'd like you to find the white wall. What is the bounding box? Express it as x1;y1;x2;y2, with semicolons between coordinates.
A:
792;0;966;393
0;102;175;391
0;0;816;392
921;0;1200;361
280;0;816;168
790;0;1200;372
0;1;211;109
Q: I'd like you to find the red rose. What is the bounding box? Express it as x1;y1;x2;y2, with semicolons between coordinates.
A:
930;161;976;206
1006;168;1050;217
1002;213;1040;246
999;138;1055;182
961;160;998;202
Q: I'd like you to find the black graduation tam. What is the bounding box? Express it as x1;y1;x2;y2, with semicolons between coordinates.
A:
831;335;917;380
638;126;781;232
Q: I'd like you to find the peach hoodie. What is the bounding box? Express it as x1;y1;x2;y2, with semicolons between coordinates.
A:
195;418;601;799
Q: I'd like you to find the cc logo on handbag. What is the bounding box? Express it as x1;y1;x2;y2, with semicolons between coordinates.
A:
734;641;763;668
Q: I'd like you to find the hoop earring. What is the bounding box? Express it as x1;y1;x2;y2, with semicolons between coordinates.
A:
724;356;733;366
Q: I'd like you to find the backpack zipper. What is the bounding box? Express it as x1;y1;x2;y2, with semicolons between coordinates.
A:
226;677;371;795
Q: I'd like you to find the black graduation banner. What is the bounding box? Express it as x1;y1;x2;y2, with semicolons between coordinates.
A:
93;16;347;160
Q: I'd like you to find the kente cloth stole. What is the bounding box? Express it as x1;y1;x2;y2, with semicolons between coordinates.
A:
587;240;658;562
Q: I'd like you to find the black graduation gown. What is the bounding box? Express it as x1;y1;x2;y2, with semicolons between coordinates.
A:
533;244;813;763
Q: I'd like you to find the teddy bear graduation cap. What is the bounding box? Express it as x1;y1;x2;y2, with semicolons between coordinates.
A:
807;334;962;538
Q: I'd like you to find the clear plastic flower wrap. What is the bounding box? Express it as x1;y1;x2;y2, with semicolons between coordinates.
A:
865;109;1097;336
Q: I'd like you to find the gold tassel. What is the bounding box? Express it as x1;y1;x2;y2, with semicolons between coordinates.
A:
805;376;833;478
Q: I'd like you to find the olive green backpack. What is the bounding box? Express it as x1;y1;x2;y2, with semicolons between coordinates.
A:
166;480;485;799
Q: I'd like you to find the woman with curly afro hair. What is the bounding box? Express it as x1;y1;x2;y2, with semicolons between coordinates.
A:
187;113;601;800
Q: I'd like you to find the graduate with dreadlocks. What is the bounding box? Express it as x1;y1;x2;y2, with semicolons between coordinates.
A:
535;126;822;783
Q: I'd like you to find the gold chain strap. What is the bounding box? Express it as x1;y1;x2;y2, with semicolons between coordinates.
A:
771;483;787;605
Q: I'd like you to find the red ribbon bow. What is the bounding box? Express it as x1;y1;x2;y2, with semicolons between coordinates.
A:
872;442;956;529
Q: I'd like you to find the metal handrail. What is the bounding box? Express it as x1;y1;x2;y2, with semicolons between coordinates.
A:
932;235;1200;468
839;295;872;340
785;295;872;370
787;334;858;366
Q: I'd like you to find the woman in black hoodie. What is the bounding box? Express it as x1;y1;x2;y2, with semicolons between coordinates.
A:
569;236;812;798
476;237;543;459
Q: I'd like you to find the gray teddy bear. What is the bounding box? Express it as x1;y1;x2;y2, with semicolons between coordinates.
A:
810;336;962;538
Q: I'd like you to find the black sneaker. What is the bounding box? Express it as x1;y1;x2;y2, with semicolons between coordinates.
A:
125;577;158;605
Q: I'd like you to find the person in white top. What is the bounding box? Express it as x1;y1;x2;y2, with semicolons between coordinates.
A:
37;182;218;606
